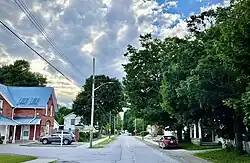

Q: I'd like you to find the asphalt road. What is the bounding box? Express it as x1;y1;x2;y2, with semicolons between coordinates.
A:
0;136;202;163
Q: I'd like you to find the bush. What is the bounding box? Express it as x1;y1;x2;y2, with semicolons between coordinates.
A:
141;131;149;137
78;132;100;142
157;129;163;135
79;132;89;142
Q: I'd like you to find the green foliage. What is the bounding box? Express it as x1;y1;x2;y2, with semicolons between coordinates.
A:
123;109;134;133
123;34;172;125
78;132;99;142
0;60;47;86
72;75;123;126
140;131;149;137
0;155;37;163
55;106;72;125
194;149;250;163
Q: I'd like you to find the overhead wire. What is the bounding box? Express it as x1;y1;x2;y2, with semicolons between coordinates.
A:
0;20;80;88
14;0;86;77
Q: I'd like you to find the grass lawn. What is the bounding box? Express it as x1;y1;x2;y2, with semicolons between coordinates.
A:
0;154;37;163
179;142;222;150
90;136;117;149
194;149;250;163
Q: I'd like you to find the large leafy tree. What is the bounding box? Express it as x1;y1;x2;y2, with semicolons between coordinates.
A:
72;75;123;131
123;34;172;125
123;109;135;133
0;60;47;86
55;106;72;125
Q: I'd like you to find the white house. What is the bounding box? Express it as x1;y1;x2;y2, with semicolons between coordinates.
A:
54;120;60;131
63;113;82;131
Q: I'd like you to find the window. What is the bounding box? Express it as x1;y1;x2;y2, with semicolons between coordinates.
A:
50;105;53;117
30;97;39;104
0;100;3;114
71;119;75;125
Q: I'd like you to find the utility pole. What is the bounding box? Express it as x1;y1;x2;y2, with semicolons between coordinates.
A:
109;111;111;138
114;114;116;135
89;57;95;148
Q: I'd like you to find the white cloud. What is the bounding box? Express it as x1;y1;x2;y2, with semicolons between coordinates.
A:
0;0;226;106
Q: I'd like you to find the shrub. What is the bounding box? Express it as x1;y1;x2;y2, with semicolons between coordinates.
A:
141;131;149;137
78;132;100;142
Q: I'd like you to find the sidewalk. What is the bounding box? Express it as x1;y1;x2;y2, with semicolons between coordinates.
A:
24;158;57;163
76;136;110;148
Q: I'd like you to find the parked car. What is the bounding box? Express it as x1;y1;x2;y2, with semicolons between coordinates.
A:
159;136;179;149
0;133;2;144
40;134;74;145
55;131;75;142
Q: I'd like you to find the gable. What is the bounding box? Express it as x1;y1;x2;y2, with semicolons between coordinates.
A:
0;84;57;109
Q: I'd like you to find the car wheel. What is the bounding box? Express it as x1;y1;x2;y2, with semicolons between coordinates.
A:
42;139;48;144
63;139;69;145
159;142;165;149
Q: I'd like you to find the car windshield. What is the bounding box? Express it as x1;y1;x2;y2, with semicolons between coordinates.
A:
164;136;176;140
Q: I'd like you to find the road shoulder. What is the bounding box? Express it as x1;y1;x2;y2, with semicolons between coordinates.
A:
135;136;211;163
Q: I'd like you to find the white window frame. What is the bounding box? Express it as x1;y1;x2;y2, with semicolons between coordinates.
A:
45;105;48;116
50;105;53;117
0;100;3;114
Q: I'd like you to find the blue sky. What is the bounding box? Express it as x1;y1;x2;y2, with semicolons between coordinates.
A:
0;0;228;106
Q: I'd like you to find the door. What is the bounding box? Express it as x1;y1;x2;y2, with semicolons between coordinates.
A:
22;125;30;140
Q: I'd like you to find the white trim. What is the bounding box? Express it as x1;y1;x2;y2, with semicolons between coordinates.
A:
0;93;14;107
16;106;45;109
50;105;53;117
45;105;48;116
0;100;3;114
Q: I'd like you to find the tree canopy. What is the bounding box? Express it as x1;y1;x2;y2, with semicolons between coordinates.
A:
0;60;47;86
123;0;250;153
72;75;123;128
55;106;72;125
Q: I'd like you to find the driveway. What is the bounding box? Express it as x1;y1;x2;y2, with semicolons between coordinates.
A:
0;136;208;163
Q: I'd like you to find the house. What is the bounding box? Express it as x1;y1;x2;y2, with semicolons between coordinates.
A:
63;113;82;131
54;119;60;131
0;84;57;144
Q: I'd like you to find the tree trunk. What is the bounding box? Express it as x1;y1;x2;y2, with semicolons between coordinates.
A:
177;124;183;142
98;121;103;138
234;113;244;154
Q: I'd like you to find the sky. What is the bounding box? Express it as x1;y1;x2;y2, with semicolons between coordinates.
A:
0;0;229;107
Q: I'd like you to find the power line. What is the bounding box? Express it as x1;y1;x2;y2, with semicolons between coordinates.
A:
0;20;80;88
14;0;85;77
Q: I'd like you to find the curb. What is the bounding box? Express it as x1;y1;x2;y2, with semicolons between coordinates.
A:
23;158;57;163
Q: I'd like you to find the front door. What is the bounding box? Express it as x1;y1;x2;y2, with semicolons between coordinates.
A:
22;125;30;140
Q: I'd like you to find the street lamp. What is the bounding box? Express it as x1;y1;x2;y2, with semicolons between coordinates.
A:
89;58;114;148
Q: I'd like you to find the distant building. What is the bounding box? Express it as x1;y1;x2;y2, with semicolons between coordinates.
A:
63;113;82;131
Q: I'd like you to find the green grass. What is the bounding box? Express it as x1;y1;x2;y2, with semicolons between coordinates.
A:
0;154;37;163
90;136;117;149
194;149;250;163
179;143;222;150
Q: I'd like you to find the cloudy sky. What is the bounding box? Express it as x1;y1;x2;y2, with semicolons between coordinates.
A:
0;0;228;107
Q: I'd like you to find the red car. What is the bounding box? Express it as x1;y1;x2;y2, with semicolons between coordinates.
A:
159;136;179;149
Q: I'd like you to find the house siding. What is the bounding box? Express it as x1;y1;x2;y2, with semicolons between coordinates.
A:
0;94;12;118
0;93;55;140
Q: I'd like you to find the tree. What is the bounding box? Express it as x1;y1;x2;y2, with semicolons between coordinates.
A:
55;106;72;125
0;60;47;86
72;75;123;134
123;109;135;133
123;34;172;125
116;114;123;131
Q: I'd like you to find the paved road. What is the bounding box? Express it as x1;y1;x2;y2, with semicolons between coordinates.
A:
0;136;202;163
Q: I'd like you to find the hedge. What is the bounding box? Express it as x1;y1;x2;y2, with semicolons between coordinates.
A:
140;131;149;137
79;132;100;142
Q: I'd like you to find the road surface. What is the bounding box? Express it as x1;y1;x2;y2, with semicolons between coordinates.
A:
0;136;205;163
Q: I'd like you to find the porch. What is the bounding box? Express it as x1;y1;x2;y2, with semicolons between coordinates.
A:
0;115;41;144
